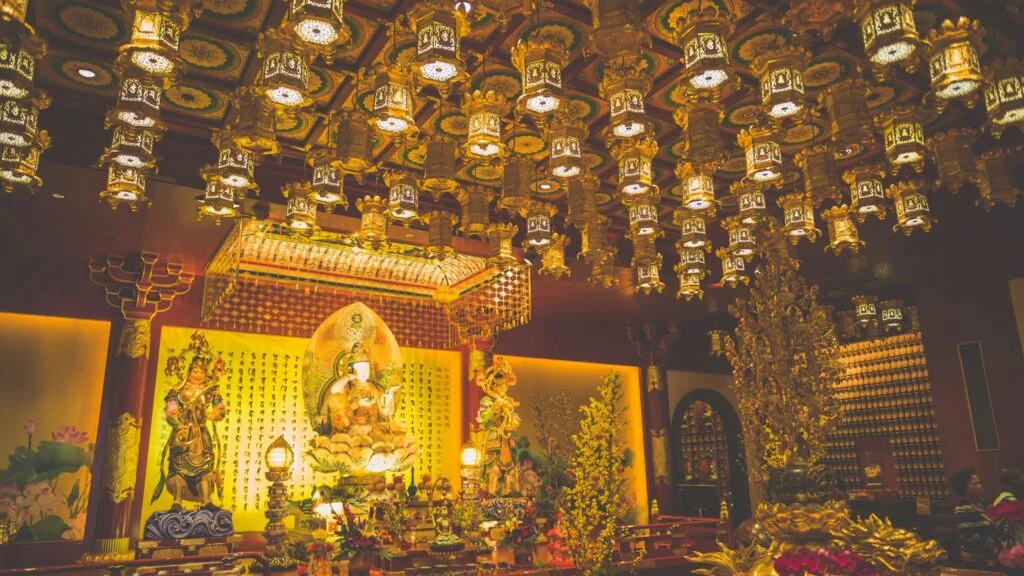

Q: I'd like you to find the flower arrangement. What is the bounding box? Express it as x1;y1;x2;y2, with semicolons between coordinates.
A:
989;499;1024;528
989;499;1024;568
333;502;390;561
998;544;1024;569
773;548;879;576
0;421;93;542
501;504;539;548
559;372;630;576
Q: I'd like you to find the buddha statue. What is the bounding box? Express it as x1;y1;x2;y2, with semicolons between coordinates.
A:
304;302;417;474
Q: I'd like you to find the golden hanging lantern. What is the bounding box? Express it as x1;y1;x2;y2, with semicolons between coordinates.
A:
843;164;888;221
876;106;927;174
282;181;317;232
511;32;567;121
486;222;519;269
421;135;459;199
584;0;647;58
821;78;875;158
857;0;920;78
99;162;149;210
886;180;935;235
675;4;733;91
197;179;240;225
458;185;492;238
256;28;312;110
615;136;658;196
821;205;864;255
332;107;374;179
795;144;844;206
925;17;985;110
309;150;346;211
117;3;199;80
674;99;727;173
100;125;157;170
580;214;610;261
385;171;419;221
108;74;162;131
677;246;707;279
975;147;1022;210
538;232;570;279
224;87;278;157
880;299;905;333
0;0;27;23
674;162;717;213
707;329;727;356
0;31;44;101
778;192;820;244
738;124;783;184
0;95;39;147
632;235;664;295
600;62;650;139
523;200;556;249
286;0;348;61
499;152;534;212
0;130;47;194
586;249;619;289
674;208;709;251
675;269;704;302
424;210;457;260
626;200;659;239
212;144;256;190
722;215;756;260
370;63;416;138
752;45;808;121
717;247;749;288
411;1;468;90
355;194;389;245
929;127;979;193
852;294;879;326
984;58;1024;138
566;171;597;228
548;111;585;179
733;180;766;225
463;90;507;161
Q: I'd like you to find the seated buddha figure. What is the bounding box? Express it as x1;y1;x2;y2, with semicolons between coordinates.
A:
304;302;417;474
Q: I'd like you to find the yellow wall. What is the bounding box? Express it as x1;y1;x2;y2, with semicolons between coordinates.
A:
0;313;109;462
140;326;461;533
501;356;649;524
0;313;109;542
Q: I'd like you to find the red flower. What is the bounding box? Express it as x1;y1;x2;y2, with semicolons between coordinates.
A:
988;499;1024;527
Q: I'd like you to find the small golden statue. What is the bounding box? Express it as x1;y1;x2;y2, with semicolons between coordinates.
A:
153;331;228;511
474;358;522;496
303;302;417;474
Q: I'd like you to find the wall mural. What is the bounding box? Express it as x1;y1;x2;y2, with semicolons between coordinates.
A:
141;326;461;533
0;313;108;542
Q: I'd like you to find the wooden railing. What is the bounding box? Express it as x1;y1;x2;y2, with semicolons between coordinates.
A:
0;552;271;576
618;515;724;562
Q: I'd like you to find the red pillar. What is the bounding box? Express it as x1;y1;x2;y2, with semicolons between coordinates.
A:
628;324;677;517
84;253;193;561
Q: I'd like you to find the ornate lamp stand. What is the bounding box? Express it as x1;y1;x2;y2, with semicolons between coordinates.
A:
257;436;297;572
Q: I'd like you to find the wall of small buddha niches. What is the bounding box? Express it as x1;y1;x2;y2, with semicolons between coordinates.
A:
676;403;731;497
825;331;947;500
141;326;461;533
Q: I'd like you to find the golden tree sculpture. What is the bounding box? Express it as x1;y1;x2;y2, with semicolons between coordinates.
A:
559;372;629;576
724;227;842;479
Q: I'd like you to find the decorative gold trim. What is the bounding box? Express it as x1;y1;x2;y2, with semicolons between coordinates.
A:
646;366;663;392
81;537;134;563
118;318;151;359
102;412;141;504
650;428;670;486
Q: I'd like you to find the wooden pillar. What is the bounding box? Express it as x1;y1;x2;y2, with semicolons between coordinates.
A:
628;323;677;516
84;253;194;561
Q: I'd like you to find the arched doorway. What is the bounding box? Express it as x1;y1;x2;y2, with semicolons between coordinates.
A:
671;389;751;524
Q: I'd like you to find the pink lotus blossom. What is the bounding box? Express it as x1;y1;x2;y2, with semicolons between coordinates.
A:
52;425;88;445
24;420;36;434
